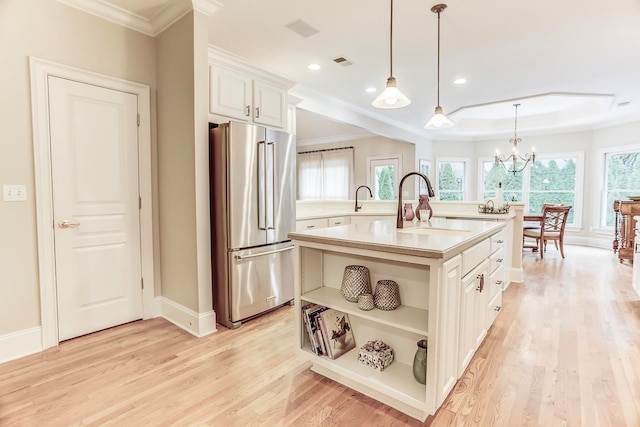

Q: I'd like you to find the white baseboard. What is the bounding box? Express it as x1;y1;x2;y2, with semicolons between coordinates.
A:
159;297;217;337
566;236;611;250
0;327;43;365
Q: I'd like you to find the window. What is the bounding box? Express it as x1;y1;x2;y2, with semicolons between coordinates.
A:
437;159;467;201
368;156;401;200
297;148;354;200
601;148;640;228
479;152;584;227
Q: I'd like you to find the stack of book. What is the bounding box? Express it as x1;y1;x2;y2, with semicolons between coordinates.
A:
301;304;355;360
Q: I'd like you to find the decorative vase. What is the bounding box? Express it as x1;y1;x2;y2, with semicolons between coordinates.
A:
357;293;375;311
415;195;432;220
373;280;400;311
404;203;415;221
413;339;428;384
341;265;372;302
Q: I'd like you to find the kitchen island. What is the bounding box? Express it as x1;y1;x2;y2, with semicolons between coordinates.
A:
289;218;508;421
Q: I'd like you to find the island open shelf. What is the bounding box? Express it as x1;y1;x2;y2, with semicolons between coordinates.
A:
302;287;429;336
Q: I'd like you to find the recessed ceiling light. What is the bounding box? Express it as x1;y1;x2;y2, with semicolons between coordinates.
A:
307;63;321;71
365;87;377;93
453;78;467;85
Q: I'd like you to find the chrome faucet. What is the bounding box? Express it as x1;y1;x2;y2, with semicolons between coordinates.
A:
397;172;435;228
355;185;373;212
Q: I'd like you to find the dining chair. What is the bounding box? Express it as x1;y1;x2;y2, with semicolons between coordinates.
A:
522;205;572;259
522;203;561;251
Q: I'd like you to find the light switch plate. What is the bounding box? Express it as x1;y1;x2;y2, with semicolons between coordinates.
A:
3;184;27;201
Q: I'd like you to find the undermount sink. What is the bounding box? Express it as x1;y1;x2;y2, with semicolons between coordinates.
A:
398;227;472;237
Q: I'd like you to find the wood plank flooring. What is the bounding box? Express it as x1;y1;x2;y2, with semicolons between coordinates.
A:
1;245;639;426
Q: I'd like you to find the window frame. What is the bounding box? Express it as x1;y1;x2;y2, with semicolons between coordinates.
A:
367;154;403;200
478;151;585;229
594;143;640;232
435;157;471;201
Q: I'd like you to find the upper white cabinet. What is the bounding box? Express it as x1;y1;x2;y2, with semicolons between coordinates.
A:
208;47;295;130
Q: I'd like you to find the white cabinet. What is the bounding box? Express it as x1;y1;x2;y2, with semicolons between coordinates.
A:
296;218;328;231
458;258;489;375
329;216;350;227
435;255;462;405
209;64;286;129
293;242;439;421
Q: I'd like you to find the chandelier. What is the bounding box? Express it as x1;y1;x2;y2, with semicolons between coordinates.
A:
494;103;535;174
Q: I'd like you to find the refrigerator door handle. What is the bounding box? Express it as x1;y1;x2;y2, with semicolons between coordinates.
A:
266;141;275;230
258;141;267;230
234;245;294;260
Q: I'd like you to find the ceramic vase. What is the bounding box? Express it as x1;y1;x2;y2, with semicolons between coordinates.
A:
413;339;428;384
415;195;432;220
404;203;415;221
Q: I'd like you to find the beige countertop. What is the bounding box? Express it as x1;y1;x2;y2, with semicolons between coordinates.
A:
289;217;505;259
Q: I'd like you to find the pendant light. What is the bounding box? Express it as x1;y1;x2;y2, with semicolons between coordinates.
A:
372;0;411;109
424;4;454;129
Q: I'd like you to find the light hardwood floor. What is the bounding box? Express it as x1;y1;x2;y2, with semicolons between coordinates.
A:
1;245;639;426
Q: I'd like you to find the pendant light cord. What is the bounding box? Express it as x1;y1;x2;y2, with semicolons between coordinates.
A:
436;7;441;107
389;0;394;77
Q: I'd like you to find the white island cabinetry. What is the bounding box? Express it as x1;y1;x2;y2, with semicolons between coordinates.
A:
290;218;507;421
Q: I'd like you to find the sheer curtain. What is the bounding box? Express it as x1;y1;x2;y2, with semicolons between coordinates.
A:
297;148;354;200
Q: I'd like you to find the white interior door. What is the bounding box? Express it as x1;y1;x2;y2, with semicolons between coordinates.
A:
48;76;142;341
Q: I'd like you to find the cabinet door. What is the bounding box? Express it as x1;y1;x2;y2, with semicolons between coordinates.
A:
253;79;286;128
209;65;252;121
436;255;462;406
458;259;489;376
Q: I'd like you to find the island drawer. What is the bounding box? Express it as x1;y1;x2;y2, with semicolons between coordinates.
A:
296;217;329;231
462;238;490;276
490;229;506;253
489;247;505;274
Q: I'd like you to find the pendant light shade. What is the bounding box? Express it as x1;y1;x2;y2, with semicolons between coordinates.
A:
424;4;453;129
372;0;411;109
372;77;411;108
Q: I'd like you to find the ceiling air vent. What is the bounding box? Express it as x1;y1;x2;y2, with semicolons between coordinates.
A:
285;19;319;38
333;57;353;67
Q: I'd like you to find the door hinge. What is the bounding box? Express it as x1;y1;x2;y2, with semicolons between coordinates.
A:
137;113;140;126
141;278;144;289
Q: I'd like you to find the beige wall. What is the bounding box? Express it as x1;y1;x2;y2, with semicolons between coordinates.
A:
0;0;157;336
156;11;212;313
298;135;417;199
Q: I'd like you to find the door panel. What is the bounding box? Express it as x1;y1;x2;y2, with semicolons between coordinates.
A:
226;122;267;249
269;128;296;243
49;76;142;341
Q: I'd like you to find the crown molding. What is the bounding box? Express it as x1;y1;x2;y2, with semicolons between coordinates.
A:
57;0;223;36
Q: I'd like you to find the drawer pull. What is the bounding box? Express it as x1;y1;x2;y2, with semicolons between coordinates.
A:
496;280;503;285
496;258;503;263
306;225;315;229
496;239;504;244
476;273;485;292
494;306;501;312
334;222;342;225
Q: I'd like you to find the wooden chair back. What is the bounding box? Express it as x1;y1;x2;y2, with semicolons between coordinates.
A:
541;205;571;236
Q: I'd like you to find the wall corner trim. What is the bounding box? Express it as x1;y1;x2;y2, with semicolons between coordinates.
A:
159;297;217;337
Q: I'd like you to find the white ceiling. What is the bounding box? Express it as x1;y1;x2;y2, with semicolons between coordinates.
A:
92;0;640;141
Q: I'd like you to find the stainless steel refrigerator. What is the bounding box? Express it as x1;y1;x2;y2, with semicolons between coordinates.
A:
210;121;296;329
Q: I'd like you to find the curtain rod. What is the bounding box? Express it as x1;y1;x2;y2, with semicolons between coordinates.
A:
297;146;354;155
